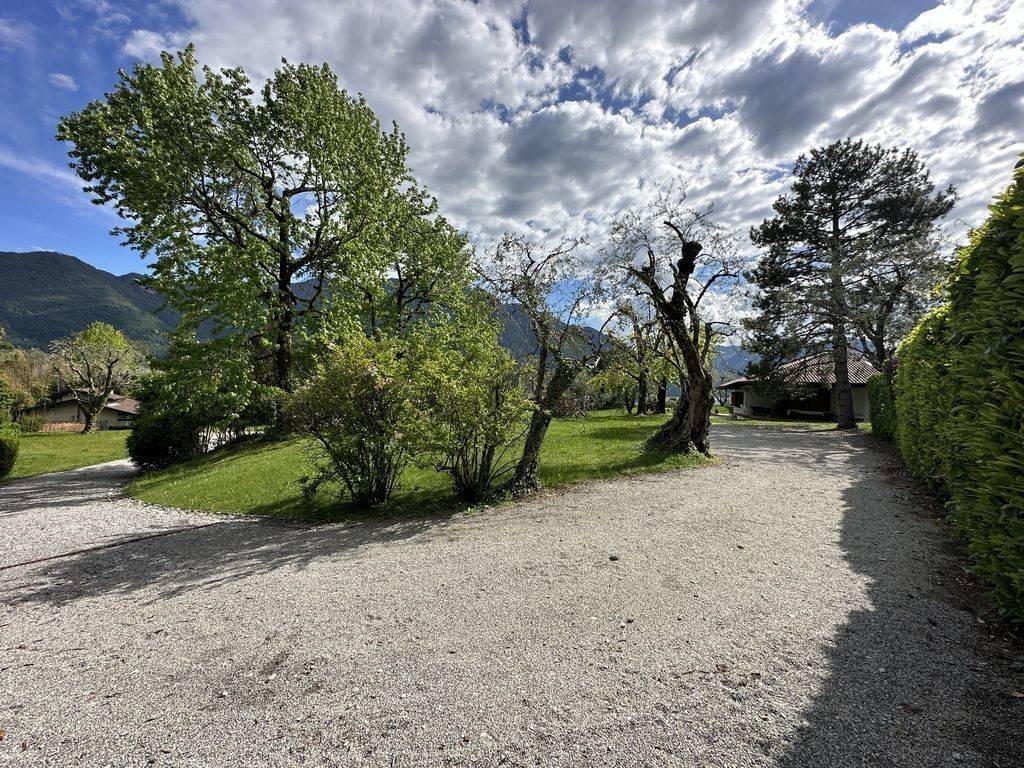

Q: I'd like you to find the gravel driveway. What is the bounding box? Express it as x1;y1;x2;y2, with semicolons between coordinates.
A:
1;425;1021;767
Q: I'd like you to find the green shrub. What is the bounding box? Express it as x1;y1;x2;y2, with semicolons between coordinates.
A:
893;155;1024;625
412;324;531;502
16;412;46;433
0;378;14;424
127;410;205;471
288;335;420;507
0;423;20;479
894;309;954;493
867;373;896;440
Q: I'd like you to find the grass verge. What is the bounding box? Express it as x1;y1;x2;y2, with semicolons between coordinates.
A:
127;410;718;520
3;430;129;482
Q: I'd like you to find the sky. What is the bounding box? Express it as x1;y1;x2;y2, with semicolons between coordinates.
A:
0;0;1021;277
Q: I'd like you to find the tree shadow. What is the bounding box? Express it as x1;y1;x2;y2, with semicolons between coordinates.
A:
2;506;463;609
746;429;1024;766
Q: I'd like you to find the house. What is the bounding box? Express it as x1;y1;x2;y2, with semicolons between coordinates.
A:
21;391;139;430
717;351;878;421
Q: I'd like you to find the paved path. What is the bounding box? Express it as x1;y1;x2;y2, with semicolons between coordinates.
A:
1;426;1021;767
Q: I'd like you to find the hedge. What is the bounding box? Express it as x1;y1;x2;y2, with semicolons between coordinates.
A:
866;373;896;441
0;423;20;479
894;155;1024;625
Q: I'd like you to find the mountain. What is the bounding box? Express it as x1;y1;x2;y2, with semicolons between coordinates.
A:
0;251;178;350
0;252;748;375
0;252;608;358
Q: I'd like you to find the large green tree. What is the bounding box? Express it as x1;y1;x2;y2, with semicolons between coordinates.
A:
746;139;955;427
57;46;442;391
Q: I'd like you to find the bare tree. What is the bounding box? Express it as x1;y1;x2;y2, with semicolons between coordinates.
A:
605;189;741;455
479;233;598;493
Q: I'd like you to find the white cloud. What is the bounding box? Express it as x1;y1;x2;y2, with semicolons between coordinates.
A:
112;0;1021;268
0;16;33;52
48;72;79;91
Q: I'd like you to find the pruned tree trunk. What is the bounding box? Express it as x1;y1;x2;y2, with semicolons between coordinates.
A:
81;407;99;433
510;360;580;495
636;375;649;415
646;372;712;455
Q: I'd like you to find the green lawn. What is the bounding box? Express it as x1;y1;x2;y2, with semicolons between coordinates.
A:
127;410;717;520
4;430;129;482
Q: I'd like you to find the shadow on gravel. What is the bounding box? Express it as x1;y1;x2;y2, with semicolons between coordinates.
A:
0;462;134;516
1;510;460;608
723;429;1024;767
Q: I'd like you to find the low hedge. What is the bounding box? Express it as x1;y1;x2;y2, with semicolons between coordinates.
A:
0;423;20;479
894;155;1024;625
866;373;896;441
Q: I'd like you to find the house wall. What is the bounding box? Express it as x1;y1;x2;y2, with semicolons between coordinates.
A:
32;402;132;429
730;386;774;416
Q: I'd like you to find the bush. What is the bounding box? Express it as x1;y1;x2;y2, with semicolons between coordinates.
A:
893;155;1024;625
16;412;45;433
413;326;530;502
127;410;205;471
866;373;896;441
894;309;954;493
0;423;20;479
289;336;419;507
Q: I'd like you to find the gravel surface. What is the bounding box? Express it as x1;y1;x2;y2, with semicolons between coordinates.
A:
1;425;1021;767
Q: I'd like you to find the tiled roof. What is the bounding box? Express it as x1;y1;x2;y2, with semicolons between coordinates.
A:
718;350;878;388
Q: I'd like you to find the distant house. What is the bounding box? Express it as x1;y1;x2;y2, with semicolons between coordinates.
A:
717;351;878;421
21;391;139;430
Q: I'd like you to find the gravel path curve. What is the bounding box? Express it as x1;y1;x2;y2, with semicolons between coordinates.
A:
1;426;1021;767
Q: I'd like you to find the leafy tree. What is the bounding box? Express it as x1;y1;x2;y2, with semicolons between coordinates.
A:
605;187;740;454
57;46;432;391
50;322;143;432
599;292;663;415
479;233;599;493
746;139;955;427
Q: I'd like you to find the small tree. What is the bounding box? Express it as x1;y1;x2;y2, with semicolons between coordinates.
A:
50;323;142;432
605;188;740;455
599;292;663;415
479;233;599;494
746;139;955;426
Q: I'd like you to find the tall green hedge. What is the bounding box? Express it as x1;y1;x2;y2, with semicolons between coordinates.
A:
0;423;19;479
894;156;1024;625
867;373;896;441
894;309;954;492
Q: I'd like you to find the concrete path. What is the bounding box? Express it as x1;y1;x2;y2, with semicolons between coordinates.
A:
1;426;1021;767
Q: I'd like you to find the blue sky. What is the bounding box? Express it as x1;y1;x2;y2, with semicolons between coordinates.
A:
0;0;1021;277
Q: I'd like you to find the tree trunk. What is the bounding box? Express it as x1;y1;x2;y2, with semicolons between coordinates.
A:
510;360;579;495
81;408;98;433
636;375;649;415
687;378;714;454
832;326;856;429
655;378;667;414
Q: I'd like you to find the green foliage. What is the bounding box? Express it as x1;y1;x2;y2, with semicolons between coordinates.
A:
16;412;46;434
0;377;14;424
894;309;953;492
866;374;896;441
0;423;20;479
893;155;1024;625
57;46;457;391
288;335;420;506
50;321;143;431
127;338;275;470
411;320;531;502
